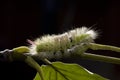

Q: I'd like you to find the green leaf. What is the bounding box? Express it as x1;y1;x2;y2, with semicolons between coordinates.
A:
34;62;108;80
13;46;30;54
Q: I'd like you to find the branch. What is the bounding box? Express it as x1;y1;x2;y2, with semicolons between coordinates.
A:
81;53;120;64
25;56;45;80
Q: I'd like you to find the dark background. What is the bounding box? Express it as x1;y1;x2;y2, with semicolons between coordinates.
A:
0;0;120;80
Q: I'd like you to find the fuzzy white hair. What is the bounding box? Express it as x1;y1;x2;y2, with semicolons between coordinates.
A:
28;27;98;59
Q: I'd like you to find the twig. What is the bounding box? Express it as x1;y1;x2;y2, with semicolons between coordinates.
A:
25;56;44;80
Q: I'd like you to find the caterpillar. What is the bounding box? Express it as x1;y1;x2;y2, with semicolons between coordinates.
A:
28;27;98;59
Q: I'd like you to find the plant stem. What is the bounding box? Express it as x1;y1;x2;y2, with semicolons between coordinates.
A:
25;56;44;80
43;58;52;65
81;53;120;64
68;43;120;64
89;43;120;52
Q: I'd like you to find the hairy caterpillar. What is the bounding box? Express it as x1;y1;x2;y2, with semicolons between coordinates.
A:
28;27;98;59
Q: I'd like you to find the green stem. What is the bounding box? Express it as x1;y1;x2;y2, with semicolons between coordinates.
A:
89;43;120;52
81;53;120;64
25;56;44;80
43;58;52;65
68;43;120;64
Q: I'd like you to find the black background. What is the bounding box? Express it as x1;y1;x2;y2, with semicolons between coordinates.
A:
0;0;120;80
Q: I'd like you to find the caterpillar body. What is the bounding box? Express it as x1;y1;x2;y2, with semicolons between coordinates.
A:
29;27;98;59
